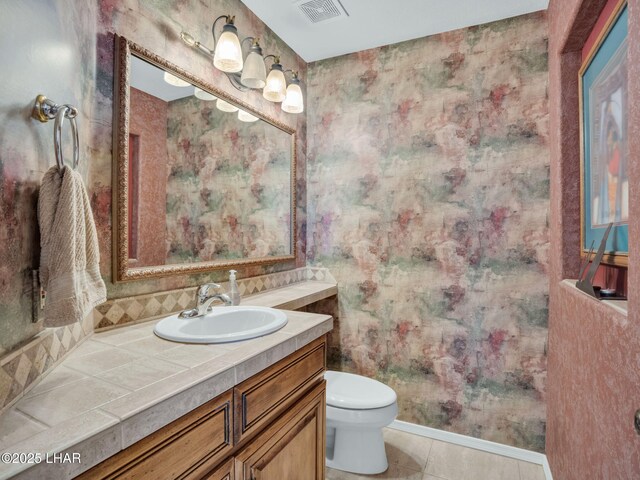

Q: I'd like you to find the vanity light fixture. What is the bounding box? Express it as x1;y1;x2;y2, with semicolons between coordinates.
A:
281;71;304;113
216;98;239;113
180;14;304;114
238;109;259;122
240;39;267;89
194;87;217;101
263;56;287;103
163;71;190;87
213;16;243;73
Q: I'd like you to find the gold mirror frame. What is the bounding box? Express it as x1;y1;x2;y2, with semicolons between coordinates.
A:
113;35;297;282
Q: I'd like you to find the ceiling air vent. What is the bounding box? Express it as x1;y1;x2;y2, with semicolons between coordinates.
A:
295;0;349;24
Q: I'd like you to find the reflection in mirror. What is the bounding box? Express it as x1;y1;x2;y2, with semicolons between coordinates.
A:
126;54;293;271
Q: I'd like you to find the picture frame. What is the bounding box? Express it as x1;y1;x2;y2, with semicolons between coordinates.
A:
579;0;629;266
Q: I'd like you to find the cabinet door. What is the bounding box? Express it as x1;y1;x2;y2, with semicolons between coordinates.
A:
202;458;234;480
234;382;325;480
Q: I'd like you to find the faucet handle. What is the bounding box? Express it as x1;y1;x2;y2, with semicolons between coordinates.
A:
197;283;221;301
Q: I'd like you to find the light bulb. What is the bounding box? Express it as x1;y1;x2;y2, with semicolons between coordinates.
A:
241;50;267;89
163;71;190;87
238;109;259;122
216;98;238;113
282;81;304;113
213;22;243;73
263;63;286;102
194;87;217;101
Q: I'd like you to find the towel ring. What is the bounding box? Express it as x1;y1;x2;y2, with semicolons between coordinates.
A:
32;95;80;171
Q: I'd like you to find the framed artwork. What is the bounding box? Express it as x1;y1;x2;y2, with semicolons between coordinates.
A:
580;0;628;266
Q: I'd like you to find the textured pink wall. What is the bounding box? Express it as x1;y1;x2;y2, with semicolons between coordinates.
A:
551;283;639;478
629;0;640;320
129;87;167;267
547;0;640;477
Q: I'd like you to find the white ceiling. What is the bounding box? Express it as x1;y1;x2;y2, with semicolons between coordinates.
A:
131;56;195;102
240;0;549;62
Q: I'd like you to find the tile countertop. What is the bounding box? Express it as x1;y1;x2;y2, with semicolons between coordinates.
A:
0;281;336;480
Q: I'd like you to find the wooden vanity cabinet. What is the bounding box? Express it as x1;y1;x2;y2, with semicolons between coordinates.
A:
234;382;325;480
78;336;326;480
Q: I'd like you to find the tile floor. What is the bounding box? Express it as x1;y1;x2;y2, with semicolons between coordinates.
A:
326;428;546;480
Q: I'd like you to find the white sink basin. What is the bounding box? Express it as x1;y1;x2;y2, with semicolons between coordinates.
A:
153;306;288;344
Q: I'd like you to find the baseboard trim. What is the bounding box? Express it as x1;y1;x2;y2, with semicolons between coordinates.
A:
389;420;553;480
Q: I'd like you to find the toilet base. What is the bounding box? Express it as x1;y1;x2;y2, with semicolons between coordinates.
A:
326;426;388;475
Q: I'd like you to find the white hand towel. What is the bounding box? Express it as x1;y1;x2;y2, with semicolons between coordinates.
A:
38;166;107;327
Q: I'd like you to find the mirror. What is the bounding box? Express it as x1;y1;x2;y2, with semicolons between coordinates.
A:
113;36;296;282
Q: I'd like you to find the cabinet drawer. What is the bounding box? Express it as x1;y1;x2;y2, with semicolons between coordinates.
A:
234;336;326;444
234;381;326;480
79;390;232;480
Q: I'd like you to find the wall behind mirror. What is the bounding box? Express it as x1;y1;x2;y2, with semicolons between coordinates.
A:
0;0;306;355
128;55;293;270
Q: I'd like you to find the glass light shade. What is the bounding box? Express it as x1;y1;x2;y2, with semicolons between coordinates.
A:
263;66;286;102
238;110;259;122
163;71;190;87
213;28;243;73
282;83;304;113
194;87;217;101
216;98;238;113
241;51;267;89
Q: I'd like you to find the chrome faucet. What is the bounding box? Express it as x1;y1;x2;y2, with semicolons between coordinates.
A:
179;283;232;319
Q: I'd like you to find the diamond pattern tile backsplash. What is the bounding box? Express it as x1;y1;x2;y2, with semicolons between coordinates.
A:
0;267;333;414
0;310;93;413
92;267;323;330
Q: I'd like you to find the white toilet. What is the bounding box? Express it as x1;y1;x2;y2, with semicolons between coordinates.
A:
324;370;398;474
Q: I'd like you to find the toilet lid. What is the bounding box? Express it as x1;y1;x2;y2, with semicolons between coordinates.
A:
325;371;397;410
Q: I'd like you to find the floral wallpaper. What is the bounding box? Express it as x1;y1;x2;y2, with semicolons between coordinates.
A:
306;12;550;451
0;0;97;354
164;95;292;263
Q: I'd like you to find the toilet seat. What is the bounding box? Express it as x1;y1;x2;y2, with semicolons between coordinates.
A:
325;371;397;410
